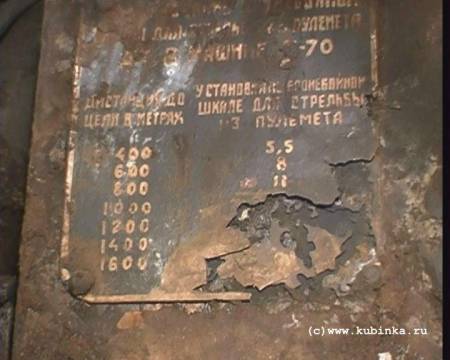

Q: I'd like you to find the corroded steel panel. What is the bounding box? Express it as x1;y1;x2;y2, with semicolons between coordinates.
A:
11;0;443;358
61;0;378;302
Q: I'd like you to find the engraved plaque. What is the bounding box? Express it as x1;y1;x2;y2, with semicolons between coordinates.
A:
61;0;378;302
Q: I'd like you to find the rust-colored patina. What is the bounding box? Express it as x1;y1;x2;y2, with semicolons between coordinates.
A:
60;0;378;303
12;0;442;359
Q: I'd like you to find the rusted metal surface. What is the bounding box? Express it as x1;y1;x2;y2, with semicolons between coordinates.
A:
62;0;378;303
12;0;442;359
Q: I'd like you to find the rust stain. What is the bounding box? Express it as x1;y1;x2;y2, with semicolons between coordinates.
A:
305;225;350;275
160;219;250;293
217;241;309;290
117;311;145;330
217;220;350;290
322;242;378;296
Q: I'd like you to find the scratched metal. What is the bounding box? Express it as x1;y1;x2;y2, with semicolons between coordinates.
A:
62;0;377;301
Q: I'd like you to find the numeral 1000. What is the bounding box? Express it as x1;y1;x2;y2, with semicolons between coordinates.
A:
103;201;152;216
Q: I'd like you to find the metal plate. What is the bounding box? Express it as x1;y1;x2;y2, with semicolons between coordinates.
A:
61;0;377;302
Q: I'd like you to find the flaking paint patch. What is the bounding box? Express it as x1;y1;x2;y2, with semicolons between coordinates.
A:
393;158;441;246
322;243;378;296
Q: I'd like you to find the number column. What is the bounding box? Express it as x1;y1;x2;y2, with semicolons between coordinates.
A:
100;146;153;274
